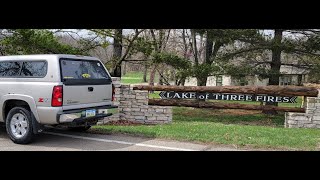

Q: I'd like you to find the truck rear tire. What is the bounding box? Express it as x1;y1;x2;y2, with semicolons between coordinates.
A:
6;107;35;144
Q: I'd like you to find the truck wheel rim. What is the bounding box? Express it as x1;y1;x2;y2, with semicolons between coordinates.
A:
10;113;28;139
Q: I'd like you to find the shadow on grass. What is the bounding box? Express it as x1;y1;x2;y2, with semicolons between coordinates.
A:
173;107;285;127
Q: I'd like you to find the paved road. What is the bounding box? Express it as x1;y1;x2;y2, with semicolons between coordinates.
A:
0;126;244;151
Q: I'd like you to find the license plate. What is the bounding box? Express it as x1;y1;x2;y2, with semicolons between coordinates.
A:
85;109;96;117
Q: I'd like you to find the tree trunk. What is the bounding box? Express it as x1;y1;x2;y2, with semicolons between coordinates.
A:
197;76;208;86
112;29;123;77
181;77;186;86
269;30;283;86
191;29;199;66
195;31;215;87
149;65;157;93
112;65;121;78
143;64;148;83
180;29;188;87
149;65;157;86
197;76;208;101
122;61;127;76
264;29;283;114
158;68;164;85
298;75;302;86
195;32;214;88
205;32;214;64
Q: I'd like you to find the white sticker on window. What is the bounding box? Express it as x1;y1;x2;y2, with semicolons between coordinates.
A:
97;63;101;66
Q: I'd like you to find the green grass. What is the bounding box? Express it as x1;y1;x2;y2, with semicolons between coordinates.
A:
107;108;118;114
110;71;318;150
92;107;320;150
149;91;161;99
121;71;159;84
172;107;285;126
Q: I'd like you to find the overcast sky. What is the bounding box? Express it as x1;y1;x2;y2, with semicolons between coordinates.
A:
55;29;299;41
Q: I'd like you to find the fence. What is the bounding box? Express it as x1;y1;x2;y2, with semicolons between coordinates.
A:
99;77;172;125
133;85;318;113
102;80;320;128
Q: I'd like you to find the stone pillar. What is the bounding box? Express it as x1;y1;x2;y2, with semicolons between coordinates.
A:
98;77;121;124
119;85;172;124
285;94;320;128
99;81;172;125
111;77;121;107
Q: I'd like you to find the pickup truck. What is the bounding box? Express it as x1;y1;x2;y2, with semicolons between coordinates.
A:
0;54;116;144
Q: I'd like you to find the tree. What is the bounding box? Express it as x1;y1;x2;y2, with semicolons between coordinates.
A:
0;29;83;55
54;29;106;58
112;29;123;77
219;29;320;113
126;30;154;82
88;29;145;77
184;29;260;86
151;52;191;85
148;29;171;86
123;29;172;86
269;29;283;86
223;30;320;85
0;30;5;55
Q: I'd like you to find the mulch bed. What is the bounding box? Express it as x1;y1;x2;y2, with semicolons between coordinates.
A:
104;120;143;126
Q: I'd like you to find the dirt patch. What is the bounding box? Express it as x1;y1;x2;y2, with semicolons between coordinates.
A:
103;120;143;126
219;109;261;115
181;108;261;116
234;118;279;127
303;83;320;88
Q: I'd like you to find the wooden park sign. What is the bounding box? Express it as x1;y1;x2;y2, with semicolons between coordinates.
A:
133;85;319;112
159;92;298;103
134;85;318;97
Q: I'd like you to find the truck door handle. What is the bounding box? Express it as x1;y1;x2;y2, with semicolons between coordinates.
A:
88;87;94;92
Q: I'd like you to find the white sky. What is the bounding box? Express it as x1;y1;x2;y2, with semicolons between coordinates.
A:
54;29;302;41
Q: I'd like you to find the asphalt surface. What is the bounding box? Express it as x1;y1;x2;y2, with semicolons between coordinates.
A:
0;126;244;151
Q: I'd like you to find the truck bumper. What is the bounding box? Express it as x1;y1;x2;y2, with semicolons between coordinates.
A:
57;105;117;125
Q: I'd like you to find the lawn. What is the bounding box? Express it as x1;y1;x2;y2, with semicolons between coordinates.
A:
92;107;320;150
121;71;159;84
101;71;319;150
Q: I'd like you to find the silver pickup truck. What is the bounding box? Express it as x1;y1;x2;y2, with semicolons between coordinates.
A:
0;54;116;144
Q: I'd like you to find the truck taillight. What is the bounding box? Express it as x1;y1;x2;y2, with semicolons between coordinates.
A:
52;85;63;107
112;84;115;101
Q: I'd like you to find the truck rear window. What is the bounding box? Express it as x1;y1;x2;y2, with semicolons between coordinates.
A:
60;59;111;85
